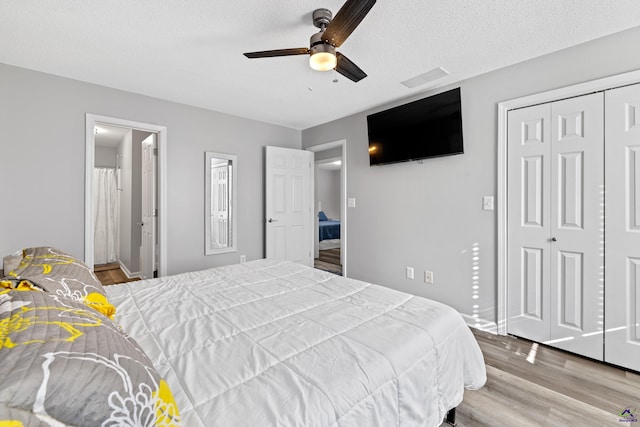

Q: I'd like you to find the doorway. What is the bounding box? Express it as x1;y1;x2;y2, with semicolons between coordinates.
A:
85;114;168;278
307;140;347;277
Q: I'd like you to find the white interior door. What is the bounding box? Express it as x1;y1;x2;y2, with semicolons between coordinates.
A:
507;93;604;360
604;83;640;371
507;103;552;344
141;134;156;279
265;146;313;266
548;93;603;359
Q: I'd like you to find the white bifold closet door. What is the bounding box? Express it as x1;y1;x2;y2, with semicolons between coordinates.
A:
507;92;604;361
604;83;640;371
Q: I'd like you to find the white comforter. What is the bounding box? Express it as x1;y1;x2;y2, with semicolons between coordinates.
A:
105;259;486;427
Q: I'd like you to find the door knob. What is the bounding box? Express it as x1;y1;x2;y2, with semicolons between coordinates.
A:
551;237;557;242
268;218;278;223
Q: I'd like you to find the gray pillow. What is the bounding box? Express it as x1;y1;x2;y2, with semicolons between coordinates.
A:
4;246;115;318
0;289;182;426
2;251;22;275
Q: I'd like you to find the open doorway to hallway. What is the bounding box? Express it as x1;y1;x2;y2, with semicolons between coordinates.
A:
314;157;342;275
308;139;347;277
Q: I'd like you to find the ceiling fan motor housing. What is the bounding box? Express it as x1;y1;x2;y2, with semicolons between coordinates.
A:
311;8;334;54
312;8;332;29
310;32;336;56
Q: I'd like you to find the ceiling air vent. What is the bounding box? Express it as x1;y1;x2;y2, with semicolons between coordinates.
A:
401;67;449;88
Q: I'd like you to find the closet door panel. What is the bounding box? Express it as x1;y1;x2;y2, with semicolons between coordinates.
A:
549;93;604;360
523;156;544;227
557;250;583;329
558;151;584;229
522;247;544;319
629;146;640;230
605;83;640;372
629;259;640;342
507;104;552;343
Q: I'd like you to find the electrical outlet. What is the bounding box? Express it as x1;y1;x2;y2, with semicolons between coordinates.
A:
240;255;246;263
424;271;433;284
406;267;414;280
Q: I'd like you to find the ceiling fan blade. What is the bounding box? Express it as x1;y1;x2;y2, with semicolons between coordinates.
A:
335;52;367;82
243;48;309;59
321;0;376;47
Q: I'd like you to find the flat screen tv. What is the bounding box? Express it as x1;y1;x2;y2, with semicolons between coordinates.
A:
367;87;463;166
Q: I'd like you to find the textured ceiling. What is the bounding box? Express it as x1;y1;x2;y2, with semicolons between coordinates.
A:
2;1;640;130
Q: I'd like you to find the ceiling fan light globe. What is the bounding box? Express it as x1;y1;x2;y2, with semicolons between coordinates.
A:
310;52;337;71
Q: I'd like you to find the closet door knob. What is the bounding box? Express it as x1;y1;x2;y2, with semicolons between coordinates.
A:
551;237;557;242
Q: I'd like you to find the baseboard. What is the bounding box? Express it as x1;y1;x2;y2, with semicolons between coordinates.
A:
118;261;141;280
460;313;497;334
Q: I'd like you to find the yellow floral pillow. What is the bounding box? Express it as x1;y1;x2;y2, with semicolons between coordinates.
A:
0;289;181;426
2;247;116;319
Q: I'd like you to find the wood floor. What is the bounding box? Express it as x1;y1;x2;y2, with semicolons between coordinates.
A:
314;248;342;275
94;263;140;286
440;328;640;426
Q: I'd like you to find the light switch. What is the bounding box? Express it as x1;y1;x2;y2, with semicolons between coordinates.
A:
348;198;356;208
406;267;414;280
483;196;494;211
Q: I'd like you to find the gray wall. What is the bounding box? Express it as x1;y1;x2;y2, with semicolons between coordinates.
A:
316;168;340;220
302;26;640;327
0;63;301;276
314;147;342;162
95;146;117;168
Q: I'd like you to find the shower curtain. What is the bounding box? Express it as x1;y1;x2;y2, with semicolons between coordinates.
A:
94;167;119;265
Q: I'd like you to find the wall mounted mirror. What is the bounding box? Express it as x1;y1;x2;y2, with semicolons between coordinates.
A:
205;152;237;255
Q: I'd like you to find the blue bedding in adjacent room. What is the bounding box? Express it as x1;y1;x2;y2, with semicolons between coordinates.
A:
319;219;340;241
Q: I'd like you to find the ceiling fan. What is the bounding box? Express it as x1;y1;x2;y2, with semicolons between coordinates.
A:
243;0;376;83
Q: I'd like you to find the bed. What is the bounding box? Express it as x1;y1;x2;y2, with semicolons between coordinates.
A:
1;247;486;427
318;211;340;241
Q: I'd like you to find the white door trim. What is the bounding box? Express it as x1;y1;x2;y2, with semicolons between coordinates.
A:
307;139;347;277
497;68;640;335
85;114;168;277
